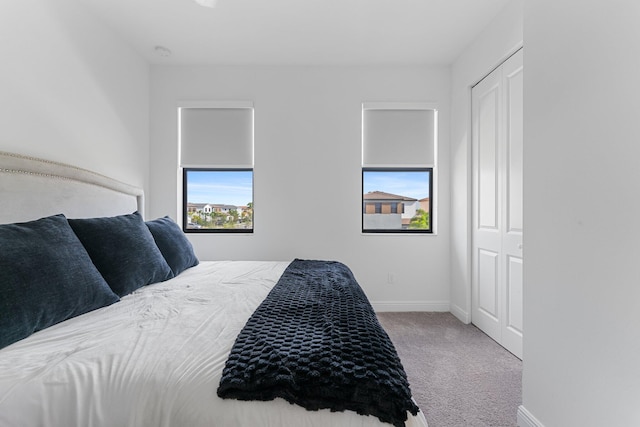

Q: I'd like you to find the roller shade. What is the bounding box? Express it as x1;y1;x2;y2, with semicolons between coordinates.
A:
180;104;253;168
362;104;436;167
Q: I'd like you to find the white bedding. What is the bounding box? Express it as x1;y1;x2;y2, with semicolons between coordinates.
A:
0;261;428;427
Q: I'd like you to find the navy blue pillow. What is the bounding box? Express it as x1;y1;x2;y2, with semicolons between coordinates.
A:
68;212;174;297
146;216;199;276
0;214;119;350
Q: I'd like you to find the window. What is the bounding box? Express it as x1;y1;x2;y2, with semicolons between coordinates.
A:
361;103;437;233
179;102;254;233
362;168;432;232
183;169;253;232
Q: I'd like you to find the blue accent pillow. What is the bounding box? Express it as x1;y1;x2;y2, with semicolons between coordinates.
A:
68;212;174;297
0;214;119;350
146;216;199;276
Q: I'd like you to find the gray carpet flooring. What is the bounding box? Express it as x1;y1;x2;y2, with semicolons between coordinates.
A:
377;312;522;427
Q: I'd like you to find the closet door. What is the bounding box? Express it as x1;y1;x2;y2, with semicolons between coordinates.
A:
472;49;523;359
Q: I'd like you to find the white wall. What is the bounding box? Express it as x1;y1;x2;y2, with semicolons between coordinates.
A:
0;0;149;191
449;0;523;322
150;65;451;308
521;1;640;426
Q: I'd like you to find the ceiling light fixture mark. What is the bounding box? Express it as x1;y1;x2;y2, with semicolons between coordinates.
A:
154;46;172;57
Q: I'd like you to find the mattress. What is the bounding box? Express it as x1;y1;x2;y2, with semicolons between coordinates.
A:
0;261;428;427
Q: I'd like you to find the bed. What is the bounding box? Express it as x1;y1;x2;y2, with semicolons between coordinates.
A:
0;151;428;427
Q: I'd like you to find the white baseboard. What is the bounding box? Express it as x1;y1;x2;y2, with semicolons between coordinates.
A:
449;303;470;324
517;406;544;427
371;301;450;312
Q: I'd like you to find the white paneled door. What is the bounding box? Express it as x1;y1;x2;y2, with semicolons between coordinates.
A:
472;49;523;359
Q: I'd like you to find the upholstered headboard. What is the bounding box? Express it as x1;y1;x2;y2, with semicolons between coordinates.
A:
0;152;144;224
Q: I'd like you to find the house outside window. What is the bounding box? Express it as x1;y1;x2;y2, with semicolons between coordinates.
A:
362;169;432;232
182;169;253;232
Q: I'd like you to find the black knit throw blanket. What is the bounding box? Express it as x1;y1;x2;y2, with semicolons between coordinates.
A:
217;259;419;427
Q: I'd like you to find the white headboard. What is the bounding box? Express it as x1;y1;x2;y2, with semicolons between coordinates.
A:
0;152;144;224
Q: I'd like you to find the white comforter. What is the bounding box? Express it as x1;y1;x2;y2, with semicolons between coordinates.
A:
0;261;427;427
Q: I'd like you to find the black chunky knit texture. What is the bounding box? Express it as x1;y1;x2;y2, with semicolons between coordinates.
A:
217;259;419;427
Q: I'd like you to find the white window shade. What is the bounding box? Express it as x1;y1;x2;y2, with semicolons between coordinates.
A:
362;105;436;167
180;105;253;168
